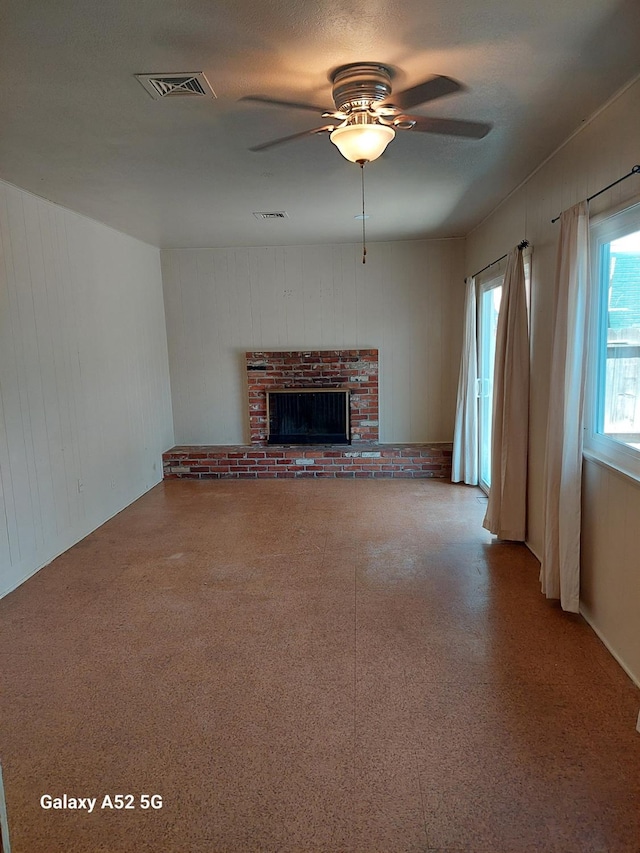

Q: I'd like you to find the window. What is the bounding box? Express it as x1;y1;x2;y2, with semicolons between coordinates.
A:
587;202;640;481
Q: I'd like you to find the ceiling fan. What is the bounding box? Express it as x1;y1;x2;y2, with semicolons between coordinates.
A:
242;62;492;163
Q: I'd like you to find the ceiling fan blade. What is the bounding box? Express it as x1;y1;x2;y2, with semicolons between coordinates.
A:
401;115;492;139
240;95;328;114
249;125;336;152
384;75;463;111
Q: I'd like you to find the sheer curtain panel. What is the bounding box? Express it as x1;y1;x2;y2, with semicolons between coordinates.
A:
541;201;590;613
482;247;529;540
452;277;478;485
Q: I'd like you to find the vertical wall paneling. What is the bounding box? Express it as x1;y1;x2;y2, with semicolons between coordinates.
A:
0;180;174;597
162;239;466;446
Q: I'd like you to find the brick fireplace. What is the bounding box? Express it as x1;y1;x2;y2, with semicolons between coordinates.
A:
162;347;453;480
246;349;379;445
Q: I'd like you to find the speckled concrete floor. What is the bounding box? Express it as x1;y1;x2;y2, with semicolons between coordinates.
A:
1;479;639;852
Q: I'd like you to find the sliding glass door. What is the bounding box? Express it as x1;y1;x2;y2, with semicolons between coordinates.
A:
478;275;503;493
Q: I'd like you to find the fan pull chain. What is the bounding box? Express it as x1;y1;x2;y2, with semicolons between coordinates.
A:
359;161;367;264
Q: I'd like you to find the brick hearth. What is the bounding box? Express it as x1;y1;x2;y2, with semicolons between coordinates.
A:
163;443;453;479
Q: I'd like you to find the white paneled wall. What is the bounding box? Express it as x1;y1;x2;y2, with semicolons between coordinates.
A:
161;240;465;445
0;181;174;597
466;76;640;684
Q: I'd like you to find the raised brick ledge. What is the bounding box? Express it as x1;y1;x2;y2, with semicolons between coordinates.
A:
162;443;453;480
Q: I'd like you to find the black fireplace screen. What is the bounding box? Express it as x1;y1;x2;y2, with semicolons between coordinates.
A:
267;389;350;445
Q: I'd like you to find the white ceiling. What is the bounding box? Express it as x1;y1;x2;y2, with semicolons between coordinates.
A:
1;0;639;248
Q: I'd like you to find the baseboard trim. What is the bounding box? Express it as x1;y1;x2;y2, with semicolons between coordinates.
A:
0;478;161;600
525;540;542;562
580;605;640;690
521;542;639;692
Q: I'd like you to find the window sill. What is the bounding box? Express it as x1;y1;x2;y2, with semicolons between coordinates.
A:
582;449;640;488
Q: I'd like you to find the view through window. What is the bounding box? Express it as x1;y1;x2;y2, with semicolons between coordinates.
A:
478;279;502;492
599;229;640;449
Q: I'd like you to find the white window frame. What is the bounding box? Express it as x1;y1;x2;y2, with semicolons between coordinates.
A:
586;200;640;483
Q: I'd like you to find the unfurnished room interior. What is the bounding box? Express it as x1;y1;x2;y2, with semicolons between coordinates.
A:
0;1;640;851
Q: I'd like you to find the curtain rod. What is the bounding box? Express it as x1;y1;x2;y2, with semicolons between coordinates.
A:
469;240;529;281
551;164;640;223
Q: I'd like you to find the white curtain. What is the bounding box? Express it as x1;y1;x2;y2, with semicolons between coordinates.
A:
541;201;590;613
452;277;478;485
483;248;529;540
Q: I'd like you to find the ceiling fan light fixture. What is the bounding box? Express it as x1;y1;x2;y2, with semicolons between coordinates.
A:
329;123;395;163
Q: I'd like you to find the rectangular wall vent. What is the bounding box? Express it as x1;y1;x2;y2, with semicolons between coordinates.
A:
135;73;216;100
253;211;289;220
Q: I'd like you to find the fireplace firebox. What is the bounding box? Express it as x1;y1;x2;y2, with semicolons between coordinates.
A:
267;388;350;445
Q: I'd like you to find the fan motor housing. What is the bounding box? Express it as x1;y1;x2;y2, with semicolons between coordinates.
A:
330;63;393;112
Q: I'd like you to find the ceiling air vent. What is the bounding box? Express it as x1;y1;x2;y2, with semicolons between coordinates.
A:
253;211;289;220
135;72;216;100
